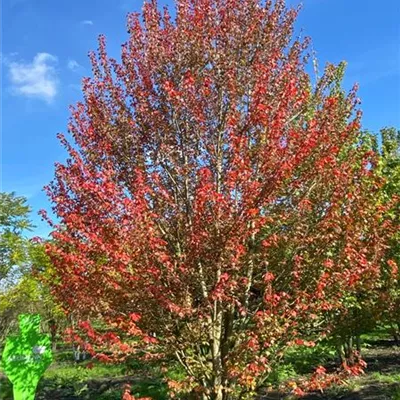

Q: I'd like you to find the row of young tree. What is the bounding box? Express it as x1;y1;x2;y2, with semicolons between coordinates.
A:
1;0;399;398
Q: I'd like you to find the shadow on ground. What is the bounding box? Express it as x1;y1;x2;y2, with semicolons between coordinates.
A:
262;340;400;400
0;374;167;400
1;340;399;400
362;339;400;375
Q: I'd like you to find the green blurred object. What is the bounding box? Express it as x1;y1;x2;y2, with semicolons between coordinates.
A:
1;314;52;400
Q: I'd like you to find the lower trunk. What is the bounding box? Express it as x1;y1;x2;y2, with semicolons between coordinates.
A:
336;343;346;364
355;335;361;353
211;304;223;400
390;323;400;345
397;323;400;345
338;335;362;366
204;306;236;400
51;328;57;352
343;336;354;364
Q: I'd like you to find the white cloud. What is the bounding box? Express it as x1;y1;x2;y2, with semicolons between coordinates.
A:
81;20;94;25
8;53;58;103
67;59;81;72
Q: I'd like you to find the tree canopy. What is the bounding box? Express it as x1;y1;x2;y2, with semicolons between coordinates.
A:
0;192;32;286
44;0;396;398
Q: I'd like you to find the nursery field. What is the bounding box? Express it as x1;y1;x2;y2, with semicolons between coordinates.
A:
1;333;399;400
1;0;399;398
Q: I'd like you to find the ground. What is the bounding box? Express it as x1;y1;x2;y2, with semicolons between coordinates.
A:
262;339;400;400
0;338;399;399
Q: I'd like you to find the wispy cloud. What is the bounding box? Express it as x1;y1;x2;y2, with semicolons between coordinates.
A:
81;20;94;26
7;53;58;103
67;59;81;72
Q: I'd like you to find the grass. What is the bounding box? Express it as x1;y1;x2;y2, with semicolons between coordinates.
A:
262;340;338;388
0;351;171;400
369;371;400;384
260;332;400;399
317;371;400;400
0;333;399;399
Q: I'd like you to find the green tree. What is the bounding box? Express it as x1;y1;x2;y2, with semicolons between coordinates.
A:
0;192;32;286
0;193;63;344
377;127;400;341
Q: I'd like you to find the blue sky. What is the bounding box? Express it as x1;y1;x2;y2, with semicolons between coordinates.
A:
1;0;399;237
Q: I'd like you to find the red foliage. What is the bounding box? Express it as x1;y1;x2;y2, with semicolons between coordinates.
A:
288;358;369;397
43;0;392;397
122;384;152;400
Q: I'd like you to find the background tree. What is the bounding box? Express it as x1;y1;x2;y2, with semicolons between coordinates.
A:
375;127;400;342
44;0;393;398
0;192;32;286
0;192;62;344
324;128;399;366
0;191;34;341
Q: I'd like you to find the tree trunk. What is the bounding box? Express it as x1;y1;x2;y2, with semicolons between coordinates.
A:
211;304;223;400
397;323;400;346
355;335;361;353
391;323;400;345
336;343;346;365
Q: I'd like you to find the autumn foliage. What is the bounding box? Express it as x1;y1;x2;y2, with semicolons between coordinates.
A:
43;0;394;398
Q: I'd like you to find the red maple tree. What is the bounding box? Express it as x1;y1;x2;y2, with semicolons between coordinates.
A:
43;0;392;398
